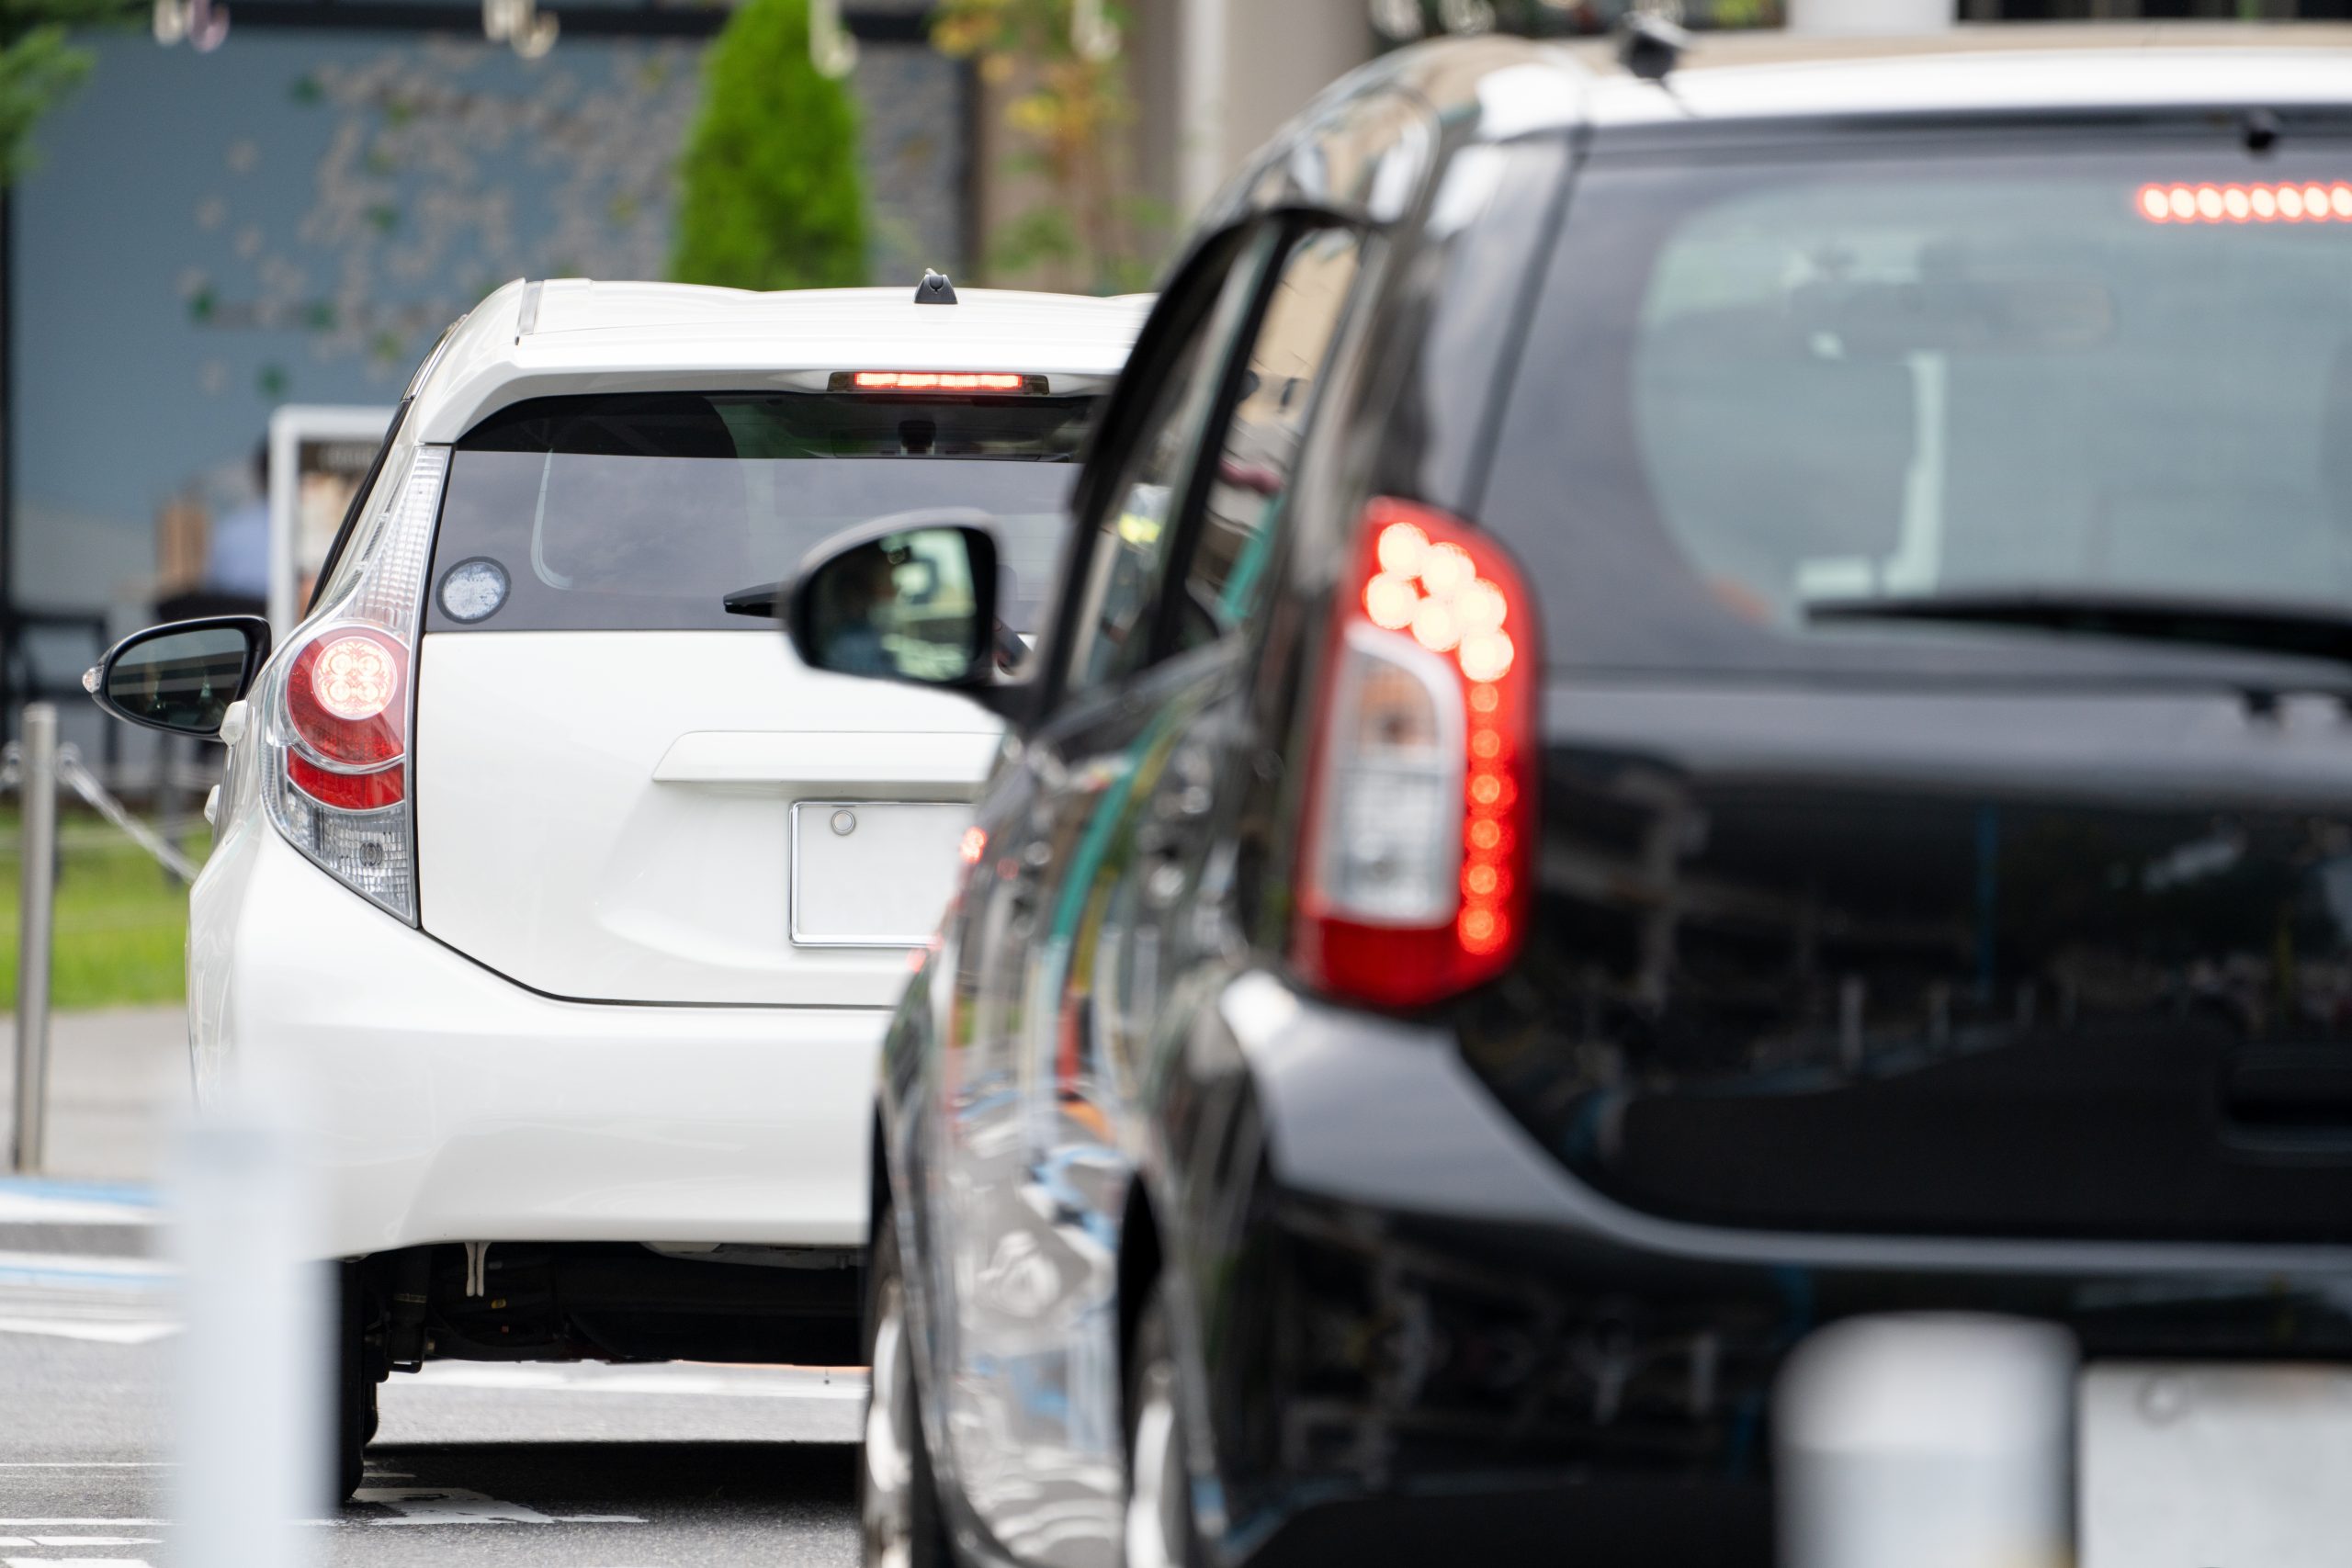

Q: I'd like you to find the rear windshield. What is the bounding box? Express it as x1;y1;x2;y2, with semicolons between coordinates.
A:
1481;136;2352;679
425;391;1094;634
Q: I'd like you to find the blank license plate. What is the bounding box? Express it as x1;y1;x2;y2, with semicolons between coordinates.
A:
791;800;971;947
2080;1361;2352;1567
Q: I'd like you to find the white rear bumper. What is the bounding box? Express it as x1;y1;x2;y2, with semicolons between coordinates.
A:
190;820;882;1259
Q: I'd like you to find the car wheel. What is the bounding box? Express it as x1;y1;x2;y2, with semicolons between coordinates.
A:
864;1205;953;1568
333;1265;372;1503
1125;1280;1199;1568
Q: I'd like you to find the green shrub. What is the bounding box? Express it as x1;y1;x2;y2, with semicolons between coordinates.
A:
671;0;868;291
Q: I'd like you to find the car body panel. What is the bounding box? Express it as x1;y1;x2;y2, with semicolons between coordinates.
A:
187;278;1142;1267
413;282;1152;446
1569;28;2352;130
865;29;2352;1568
190;822;884;1258
414;630;1003;1005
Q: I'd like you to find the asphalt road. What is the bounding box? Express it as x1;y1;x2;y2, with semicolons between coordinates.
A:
0;1180;865;1567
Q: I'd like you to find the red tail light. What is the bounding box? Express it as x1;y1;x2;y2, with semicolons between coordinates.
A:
256;443;444;923
287;630;405;770
284;626;406;807
1292;498;1537;1009
288;751;403;810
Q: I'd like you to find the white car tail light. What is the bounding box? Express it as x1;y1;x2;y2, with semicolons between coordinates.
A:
1292;497;1537;1008
256;444;447;920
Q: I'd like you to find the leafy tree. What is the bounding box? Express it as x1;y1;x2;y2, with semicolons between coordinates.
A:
670;0;868;291
2;0;141;186
933;0;1161;295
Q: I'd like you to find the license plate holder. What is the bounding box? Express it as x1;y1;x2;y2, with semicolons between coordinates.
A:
790;800;971;947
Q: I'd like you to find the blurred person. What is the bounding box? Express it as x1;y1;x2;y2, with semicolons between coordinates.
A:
203;440;271;605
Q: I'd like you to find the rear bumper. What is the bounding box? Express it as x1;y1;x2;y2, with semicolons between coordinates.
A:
190;822;883;1259
1174;972;2352;1568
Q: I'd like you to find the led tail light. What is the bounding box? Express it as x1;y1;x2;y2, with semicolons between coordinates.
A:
255;444;447;921
1292;497;1537;1009
2137;182;2352;224
842;371;1033;392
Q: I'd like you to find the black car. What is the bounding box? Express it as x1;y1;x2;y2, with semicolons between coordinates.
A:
792;28;2352;1567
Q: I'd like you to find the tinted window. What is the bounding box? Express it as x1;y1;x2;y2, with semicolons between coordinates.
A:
1481;139;2352;678
426;392;1093;634
1178;225;1363;647
1061;241;1272;694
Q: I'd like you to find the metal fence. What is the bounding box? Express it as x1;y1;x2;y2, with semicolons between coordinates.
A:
6;700;200;1172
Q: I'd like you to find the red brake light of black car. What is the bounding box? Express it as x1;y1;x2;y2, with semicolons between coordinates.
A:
1291;497;1538;1010
2138;182;2352;225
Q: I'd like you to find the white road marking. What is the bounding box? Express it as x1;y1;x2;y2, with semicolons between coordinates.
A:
4;1559;152;1567
0;1523;165;1529
0;1189;159;1228
0;1260;181;1343
407;1362;867;1401
0;1317;177;1346
12;1539;159;1547
0;1254;174;1285
0;1464;172;1470
354;1487;645;1526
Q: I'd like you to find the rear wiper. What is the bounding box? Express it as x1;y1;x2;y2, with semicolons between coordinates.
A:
1805;589;2352;668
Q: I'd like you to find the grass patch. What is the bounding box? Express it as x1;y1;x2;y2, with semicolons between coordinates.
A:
0;807;206;1010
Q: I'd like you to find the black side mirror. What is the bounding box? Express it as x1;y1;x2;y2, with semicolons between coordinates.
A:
84;615;272;739
786;510;1003;694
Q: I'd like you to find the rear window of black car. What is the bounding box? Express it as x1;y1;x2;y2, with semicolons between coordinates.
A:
425;391;1094;634
1478;134;2352;681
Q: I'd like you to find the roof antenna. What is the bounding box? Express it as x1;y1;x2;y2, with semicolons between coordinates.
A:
1619;8;1690;84
915;270;958;306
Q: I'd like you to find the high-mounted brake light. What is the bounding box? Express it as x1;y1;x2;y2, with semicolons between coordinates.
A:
848;371;1029;391
2137;182;2352;224
1292;497;1537;1009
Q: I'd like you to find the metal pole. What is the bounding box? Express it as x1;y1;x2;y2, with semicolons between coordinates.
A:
13;700;54;1173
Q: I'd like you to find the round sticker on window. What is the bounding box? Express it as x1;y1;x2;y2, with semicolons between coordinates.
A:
439;558;510;624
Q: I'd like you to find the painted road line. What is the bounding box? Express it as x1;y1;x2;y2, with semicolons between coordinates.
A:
354;1488;646;1526
0;1522;166;1529
4;1560;152;1567
0;1539;160;1548
0;1316;177;1345
407;1361;867;1400
0;1181;160;1228
0;1254;174;1291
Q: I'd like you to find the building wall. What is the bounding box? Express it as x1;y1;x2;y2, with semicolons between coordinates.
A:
1124;0;1376;221
14;24;965;618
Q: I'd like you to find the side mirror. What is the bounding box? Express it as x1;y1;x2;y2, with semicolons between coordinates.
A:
786;510;1001;693
84;615;272;740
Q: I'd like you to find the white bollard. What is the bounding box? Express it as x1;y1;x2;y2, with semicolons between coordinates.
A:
1778;1314;2076;1568
169;1100;330;1568
1787;0;1954;34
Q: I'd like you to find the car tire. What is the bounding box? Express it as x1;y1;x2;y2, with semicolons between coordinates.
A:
334;1264;374;1503
1125;1280;1200;1568
864;1205;955;1568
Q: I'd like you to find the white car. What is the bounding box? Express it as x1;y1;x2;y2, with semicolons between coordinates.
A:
86;274;1146;1494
